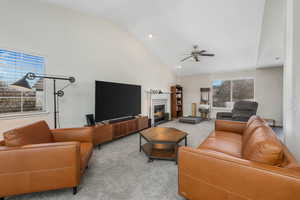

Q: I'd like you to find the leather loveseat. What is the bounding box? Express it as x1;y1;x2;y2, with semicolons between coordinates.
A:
0;121;94;199
178;116;300;200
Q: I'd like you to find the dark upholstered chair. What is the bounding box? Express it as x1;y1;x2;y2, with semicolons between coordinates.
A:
216;101;258;122
86;114;96;126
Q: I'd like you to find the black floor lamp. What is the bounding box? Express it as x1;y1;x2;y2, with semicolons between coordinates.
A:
11;72;76;129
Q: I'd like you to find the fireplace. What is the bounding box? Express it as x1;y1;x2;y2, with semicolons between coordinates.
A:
154;105;165;122
154;104;169;125
149;93;170;126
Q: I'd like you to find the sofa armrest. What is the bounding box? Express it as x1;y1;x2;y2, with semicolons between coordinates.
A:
0;142;81;197
178;147;300;200
215;120;246;134
51;127;93;143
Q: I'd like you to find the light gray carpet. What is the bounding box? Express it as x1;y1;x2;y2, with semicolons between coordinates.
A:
7;120;213;200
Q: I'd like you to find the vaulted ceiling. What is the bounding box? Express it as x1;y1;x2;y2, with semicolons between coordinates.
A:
40;0;274;75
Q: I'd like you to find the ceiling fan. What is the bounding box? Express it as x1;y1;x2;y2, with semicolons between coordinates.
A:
180;45;215;62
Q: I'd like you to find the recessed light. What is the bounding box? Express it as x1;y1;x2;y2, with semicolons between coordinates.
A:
148;34;153;39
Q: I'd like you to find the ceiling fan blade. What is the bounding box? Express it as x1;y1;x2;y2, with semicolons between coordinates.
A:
180;56;193;62
201;53;215;57
199;50;206;53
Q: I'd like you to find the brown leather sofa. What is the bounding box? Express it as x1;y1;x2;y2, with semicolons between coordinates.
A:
178;116;300;200
0;121;94;199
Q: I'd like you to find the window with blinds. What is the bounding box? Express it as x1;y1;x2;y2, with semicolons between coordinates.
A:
212;78;254;108
0;49;45;115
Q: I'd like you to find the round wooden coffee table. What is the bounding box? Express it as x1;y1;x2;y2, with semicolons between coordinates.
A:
139;127;188;163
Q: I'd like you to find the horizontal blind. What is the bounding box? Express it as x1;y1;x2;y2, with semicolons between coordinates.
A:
0;49;45;114
212;78;254;108
0;49;44;86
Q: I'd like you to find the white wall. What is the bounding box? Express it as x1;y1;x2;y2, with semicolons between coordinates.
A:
0;0;175;138
257;0;286;68
178;73;210;117
255;67;283;124
284;0;300;160
178;67;283;125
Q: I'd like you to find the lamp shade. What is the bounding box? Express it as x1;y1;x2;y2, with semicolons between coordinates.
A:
10;75;32;91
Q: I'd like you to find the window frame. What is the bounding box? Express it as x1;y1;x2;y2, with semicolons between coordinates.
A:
211;77;255;109
0;47;48;118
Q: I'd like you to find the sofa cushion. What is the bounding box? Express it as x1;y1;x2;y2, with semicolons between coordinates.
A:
198;131;242;158
246;115;262;127
242;119;265;149
4;121;54;147
242;126;284;166
80;142;93;172
210;131;242;142
280;144;299;167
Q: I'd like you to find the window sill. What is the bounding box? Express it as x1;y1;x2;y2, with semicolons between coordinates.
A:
0;111;49;120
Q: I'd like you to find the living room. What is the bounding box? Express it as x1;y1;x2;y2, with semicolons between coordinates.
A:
0;0;300;200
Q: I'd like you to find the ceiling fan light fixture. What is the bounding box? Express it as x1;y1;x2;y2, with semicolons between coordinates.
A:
180;45;215;62
176;65;182;69
148;34;153;39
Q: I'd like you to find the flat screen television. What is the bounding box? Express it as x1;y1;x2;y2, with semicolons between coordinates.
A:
95;81;141;122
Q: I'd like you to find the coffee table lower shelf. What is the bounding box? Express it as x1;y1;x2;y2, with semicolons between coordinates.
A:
141;143;179;163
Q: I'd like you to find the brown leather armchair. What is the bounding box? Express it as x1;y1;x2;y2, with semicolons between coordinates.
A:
0;121;93;199
178;116;300;200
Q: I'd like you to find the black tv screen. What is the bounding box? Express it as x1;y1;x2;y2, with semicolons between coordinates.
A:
95;81;141;122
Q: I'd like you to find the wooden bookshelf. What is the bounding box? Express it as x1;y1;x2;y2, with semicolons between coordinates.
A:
171;85;183;118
